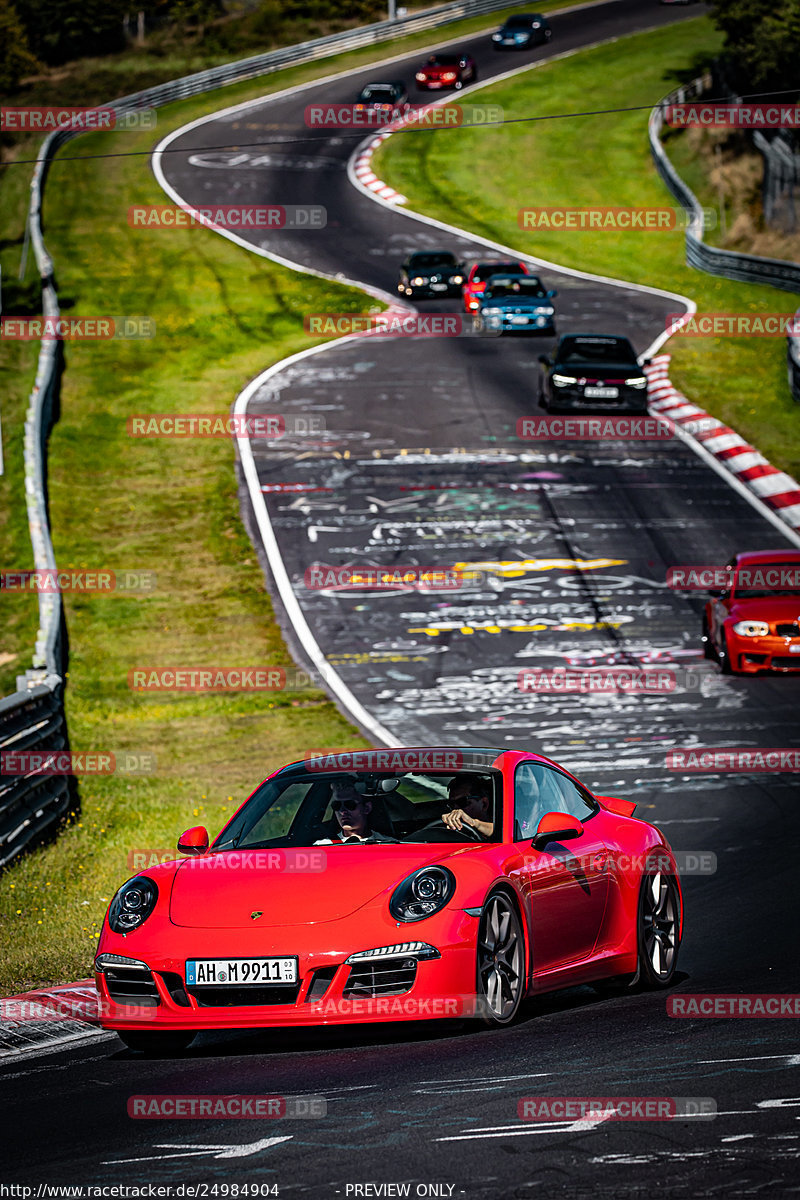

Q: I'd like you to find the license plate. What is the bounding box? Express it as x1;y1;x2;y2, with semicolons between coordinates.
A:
511;315;530;324
186;957;298;986
790;645;800;654
430;282;447;291
584;386;619;398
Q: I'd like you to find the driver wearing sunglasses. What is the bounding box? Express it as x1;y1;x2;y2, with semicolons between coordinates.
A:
442;774;494;838
314;780;394;844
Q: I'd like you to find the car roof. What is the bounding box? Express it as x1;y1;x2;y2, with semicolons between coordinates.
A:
280;747;566;773
734;549;800;565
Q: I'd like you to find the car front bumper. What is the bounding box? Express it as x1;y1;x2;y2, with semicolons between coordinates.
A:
95;907;480;1031
547;386;647;412
727;634;800;673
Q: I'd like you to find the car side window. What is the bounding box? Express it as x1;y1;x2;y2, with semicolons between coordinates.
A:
514;763;595;840
545;769;596;820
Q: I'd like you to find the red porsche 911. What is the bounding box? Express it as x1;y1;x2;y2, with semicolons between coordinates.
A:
703;548;800;673
462;260;529;312
96;747;683;1053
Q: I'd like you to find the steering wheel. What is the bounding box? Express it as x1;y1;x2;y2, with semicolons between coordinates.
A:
457;820;487;842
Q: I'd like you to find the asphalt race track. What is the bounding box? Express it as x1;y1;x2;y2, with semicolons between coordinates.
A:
4;1;800;1195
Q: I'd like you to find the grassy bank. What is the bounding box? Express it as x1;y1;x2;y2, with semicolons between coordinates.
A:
373;16;800;479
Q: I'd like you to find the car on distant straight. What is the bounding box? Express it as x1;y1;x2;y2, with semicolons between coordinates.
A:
474;274;557;334
703;549;800;674
539;333;648;413
491;13;552;48
355;81;409;116
415;52;478;90
96;747;683;1052
462;260;529;312
397;250;465;298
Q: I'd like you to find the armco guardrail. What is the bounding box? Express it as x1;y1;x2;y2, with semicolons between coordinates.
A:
650;78;800;295
3;0;520;868
789;310;800;404
0;678;71;868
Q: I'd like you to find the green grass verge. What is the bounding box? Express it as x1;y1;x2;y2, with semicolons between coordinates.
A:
373;15;800;479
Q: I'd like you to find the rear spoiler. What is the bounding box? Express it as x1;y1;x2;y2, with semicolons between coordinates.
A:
596;795;637;818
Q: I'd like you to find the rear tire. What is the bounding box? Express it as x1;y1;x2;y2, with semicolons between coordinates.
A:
117;1030;195;1055
637;871;681;988
702;613;715;660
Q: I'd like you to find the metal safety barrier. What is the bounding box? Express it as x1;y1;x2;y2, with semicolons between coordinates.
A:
3;0;519;867
650;77;800;295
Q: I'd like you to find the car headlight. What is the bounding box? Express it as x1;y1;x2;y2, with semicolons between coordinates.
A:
492;33;502;40
482;307;502;315
532;21;541;27
452;275;463;284
410;276;425;285
625;376;648;389
108;877;158;933
389;866;456;922
415;73;426;81
732;620;769;637
537;307;554;316
552;373;577;386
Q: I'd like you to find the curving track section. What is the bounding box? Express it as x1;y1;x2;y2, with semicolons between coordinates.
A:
4;2;800;1194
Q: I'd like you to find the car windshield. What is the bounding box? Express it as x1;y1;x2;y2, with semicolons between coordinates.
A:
472;263;525;283
556;336;637;364
428;54;461;65
360;86;397;102
505;16;534;27
408;253;457;268
485;277;547;299
213;769;502;848
734;562;800;599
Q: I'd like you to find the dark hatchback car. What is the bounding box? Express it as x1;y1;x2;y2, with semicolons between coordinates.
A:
492;13;552;49
397;251;465;298
415;51;478;90
355;81;409;115
539;333;649;413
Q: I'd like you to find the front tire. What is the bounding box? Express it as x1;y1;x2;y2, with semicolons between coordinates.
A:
117;1030;195;1055
476;891;526;1025
719;629;733;674
702;613;715;660
637;871;681;988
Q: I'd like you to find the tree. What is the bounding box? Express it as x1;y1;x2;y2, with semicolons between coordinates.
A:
0;0;39;91
710;0;800;94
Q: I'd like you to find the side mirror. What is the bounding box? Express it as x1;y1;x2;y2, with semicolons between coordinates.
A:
531;811;583;850
642;357;652;367
595;795;637;818
538;354;551;366
547;289;557;298
178;826;209;856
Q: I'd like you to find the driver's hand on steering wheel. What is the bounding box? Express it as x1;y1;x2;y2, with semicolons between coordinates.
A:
443;807;472;831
